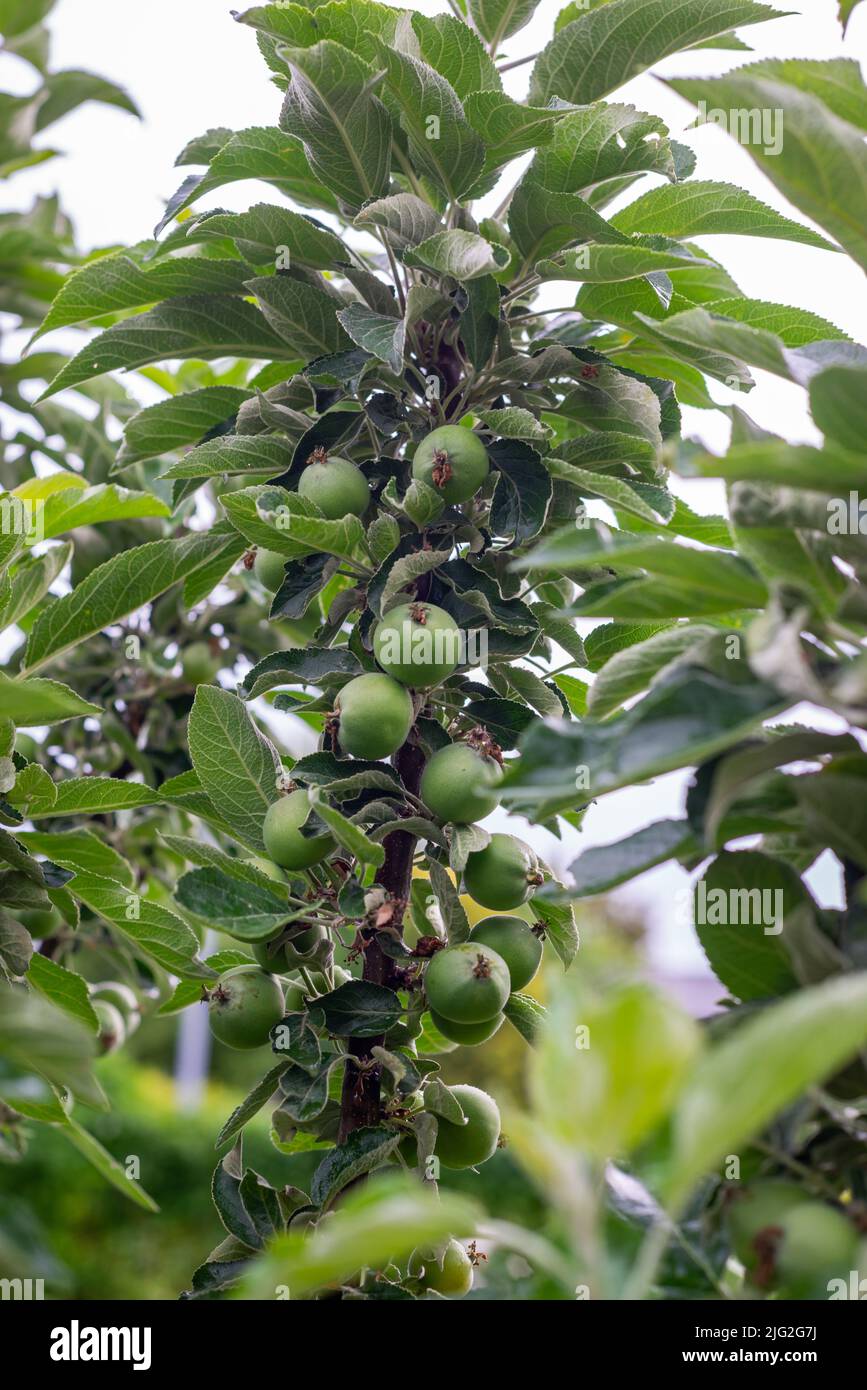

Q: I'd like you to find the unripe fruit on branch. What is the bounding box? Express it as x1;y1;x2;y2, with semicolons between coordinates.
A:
412;425;489;505
425;942;510;1024
297;449;369;519
469;915;542;992
775;1202;858;1297
207;965;285;1050
334;672;413;760
726;1179;808;1277
263;789;334;871
408;1239;474;1297
254;547;286;592
434;1084;501;1169
283;920;328;966
94;1000;126;1053
91;981;141;1035
429;1008;504;1046
463;834;542;911
420;741;503;823
181;641;219;686
373;601;460;688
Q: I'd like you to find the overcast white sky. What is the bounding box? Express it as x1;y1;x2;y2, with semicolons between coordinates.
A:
4;0;866;984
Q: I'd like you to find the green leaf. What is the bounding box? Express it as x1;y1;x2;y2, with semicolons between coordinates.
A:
40;482;171;538
239;1173;479;1299
159;434;293;481
311;1126;401;1208
0;910;32;977
187;685;282;854
30;777;161;819
509;177;628;266
411;13;502;99
531;898;579;970
0;673;101;725
467;0;542;47
504;991;547;1046
117;386;252;468
17;828;134;887
533;103;682;197
34;68;140;132
529;0;784;105
587;624;719;718
70;871;215;981
27;953;99;1033
547;819;699;897
502;671;782;811
374;42;484;202
215;1061;291;1149
337;302;405;375
0;980;104;1111
539;241;705;284
155;127;340;235
428;858;469;944
241;646;361;700
22;530;228;674
694;851;804;1001
464;93;564;189
245;275;351;359
62;1116;159;1212
31;254;252;341
273;1013;322;1074
405;229;510;281
354;193;441;250
612;179;838;251
39;295;295;401
193;202;350;268
310;981;402;1037
0;541;70;631
546;459;665;527
666;70;867;272
666;973;867;1207
278;42;392;211
277;1060;333;1123
308;787;385;866
809;364;867;452
175;868;290;941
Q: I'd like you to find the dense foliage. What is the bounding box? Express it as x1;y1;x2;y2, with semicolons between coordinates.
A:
3;0;867;1300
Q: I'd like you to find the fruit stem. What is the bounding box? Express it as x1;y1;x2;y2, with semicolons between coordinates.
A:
337;737;426;1143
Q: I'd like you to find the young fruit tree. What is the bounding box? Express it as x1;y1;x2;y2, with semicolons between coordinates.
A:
4;0;867;1301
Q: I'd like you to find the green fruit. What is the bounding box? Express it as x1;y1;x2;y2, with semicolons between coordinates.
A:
90;981;141;1034
283;980;308;1011
469;915;542;991
429;1008;503;1046
297;452;369;519
263;790;335;871
434;1084;500;1170
425;943;510;1024
412;425;489;505
283;920;328;965
335;673;413;760
93;1000;126;1054
182;640;220;685
421;742;502;823
408;1239;473;1297
18;908;61;935
373;602;461;689
727;1180;809;1274
14;732;39;761
254;547;286;592
463;834;541;911
251;937;289;973
207;966;285;1050
776;1203;858;1297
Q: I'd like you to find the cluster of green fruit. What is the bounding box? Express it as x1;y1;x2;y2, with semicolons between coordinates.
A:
727;1179;865;1297
89;981;142;1053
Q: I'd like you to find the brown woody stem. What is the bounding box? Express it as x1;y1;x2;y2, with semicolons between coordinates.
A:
337;738;426;1142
